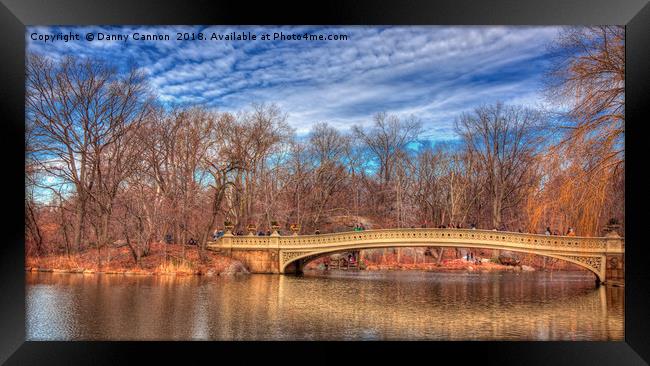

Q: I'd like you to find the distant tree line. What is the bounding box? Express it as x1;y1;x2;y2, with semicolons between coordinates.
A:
25;26;624;264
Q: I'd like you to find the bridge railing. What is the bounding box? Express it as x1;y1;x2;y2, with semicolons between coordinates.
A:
208;228;623;254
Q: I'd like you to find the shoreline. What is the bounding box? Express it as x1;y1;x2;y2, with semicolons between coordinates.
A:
23;266;248;276
26;264;587;277
26;248;592;277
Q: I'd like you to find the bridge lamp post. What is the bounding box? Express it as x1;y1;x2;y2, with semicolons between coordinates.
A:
290;224;301;236
271;221;281;236
247;223;257;236
224;221;235;235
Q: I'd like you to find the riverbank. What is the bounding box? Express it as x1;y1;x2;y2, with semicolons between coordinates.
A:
364;258;536;272
365;259;535;272
306;256;540;273
25;242;248;276
353;248;588;273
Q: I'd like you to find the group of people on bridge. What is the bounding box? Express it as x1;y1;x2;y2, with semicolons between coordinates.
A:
207;223;579;239
211;229;275;238
545;227;576;236
432;223;578;236
314;222;366;235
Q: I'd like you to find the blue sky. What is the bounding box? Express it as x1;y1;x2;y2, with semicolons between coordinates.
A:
27;25;565;141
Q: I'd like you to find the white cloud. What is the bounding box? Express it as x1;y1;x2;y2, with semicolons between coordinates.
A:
27;25;565;140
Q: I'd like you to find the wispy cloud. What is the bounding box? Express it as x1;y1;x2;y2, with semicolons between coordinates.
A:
27;25;564;140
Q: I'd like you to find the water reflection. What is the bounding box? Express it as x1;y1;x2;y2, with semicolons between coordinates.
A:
26;271;623;340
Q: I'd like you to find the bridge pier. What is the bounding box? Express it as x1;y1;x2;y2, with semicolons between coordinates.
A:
225;249;281;274
602;232;625;286
603;253;624;286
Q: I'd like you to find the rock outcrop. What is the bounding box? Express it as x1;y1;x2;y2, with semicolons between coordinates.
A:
219;261;250;275
498;253;521;266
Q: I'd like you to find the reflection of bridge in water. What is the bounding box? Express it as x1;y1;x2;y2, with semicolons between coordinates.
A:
272;273;624;340
207;228;624;285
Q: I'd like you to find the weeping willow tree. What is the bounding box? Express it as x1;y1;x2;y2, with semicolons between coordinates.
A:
541;26;624;236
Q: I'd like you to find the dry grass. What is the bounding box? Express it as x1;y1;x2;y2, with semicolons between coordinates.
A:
156;257;195;275
26;242;241;275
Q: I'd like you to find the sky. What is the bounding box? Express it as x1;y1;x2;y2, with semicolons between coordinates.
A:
26;25;565;141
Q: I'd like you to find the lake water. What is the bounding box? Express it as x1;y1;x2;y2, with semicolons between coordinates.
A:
26;270;624;340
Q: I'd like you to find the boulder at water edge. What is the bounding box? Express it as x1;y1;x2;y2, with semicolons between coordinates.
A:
219;261;250;275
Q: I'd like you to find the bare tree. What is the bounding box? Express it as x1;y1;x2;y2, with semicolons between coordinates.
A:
306;123;350;227
353;113;422;222
456;103;545;230
26;54;151;258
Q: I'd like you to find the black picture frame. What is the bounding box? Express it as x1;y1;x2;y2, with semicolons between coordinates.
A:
1;0;648;364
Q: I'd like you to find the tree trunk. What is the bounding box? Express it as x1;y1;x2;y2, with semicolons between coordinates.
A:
73;197;87;252
492;194;502;229
26;202;44;255
437;248;445;264
199;174;228;261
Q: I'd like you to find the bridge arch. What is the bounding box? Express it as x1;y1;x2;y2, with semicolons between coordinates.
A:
279;242;605;281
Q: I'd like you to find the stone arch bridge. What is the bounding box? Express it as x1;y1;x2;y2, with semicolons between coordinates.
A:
207;228;624;285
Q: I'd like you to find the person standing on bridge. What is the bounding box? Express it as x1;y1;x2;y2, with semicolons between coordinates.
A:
545;227;551;236
567;227;576;236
